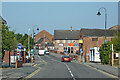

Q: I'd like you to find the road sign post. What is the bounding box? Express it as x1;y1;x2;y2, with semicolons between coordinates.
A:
17;43;22;60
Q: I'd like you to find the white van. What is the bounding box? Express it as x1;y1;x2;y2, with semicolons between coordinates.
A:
39;50;45;56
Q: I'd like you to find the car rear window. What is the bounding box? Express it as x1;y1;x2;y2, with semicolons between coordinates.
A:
63;56;69;58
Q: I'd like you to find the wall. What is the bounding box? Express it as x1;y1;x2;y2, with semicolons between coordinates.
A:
82;37;112;62
54;40;79;54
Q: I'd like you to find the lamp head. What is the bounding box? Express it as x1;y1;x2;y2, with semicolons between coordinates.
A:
97;12;101;16
37;28;39;31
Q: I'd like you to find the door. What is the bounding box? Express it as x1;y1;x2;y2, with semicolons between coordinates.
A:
68;47;70;53
71;47;73;53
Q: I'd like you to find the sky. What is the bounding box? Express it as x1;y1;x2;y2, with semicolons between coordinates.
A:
1;2;118;35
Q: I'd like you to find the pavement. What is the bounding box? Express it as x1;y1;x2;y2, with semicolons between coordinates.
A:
1;54;46;79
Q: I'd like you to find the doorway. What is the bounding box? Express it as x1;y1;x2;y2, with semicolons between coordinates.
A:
68;47;70;53
71;47;73;53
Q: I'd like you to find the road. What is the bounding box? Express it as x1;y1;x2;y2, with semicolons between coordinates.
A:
27;54;118;80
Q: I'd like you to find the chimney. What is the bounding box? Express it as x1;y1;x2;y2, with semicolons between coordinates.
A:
71;26;72;31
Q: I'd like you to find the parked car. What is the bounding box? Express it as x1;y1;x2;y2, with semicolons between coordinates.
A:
44;51;50;55
61;55;71;62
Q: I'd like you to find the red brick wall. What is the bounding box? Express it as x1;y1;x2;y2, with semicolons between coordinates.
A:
82;37;112;62
35;30;53;43
3;51;14;64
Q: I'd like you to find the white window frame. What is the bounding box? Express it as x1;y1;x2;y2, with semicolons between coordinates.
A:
67;40;70;43
63;40;65;43
72;40;75;43
56;40;60;43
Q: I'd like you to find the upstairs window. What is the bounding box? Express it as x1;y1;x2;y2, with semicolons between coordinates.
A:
92;38;98;41
67;40;71;43
72;40;75;43
57;40;60;43
63;40;65;43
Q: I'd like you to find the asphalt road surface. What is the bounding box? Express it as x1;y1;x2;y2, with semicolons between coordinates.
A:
29;54;118;80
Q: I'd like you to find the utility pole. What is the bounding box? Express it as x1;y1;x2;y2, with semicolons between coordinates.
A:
111;44;114;66
28;28;30;58
119;51;120;68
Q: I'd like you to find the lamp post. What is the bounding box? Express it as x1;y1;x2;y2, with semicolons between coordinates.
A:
28;28;30;58
97;7;107;43
97;7;107;64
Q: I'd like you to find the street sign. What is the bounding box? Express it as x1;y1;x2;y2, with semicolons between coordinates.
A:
17;52;19;56
18;44;22;49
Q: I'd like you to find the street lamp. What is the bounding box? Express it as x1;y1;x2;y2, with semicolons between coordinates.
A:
97;7;107;64
97;7;107;43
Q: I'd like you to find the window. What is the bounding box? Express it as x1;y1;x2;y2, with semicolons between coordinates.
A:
57;40;60;43
63;40;65;43
67;40;70;43
92;38;98;41
72;40;75;43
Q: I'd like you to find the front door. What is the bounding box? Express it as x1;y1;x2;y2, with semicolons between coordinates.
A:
68;47;70;53
71;47;73;53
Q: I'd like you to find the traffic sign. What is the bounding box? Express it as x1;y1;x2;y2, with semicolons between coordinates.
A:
18;44;22;49
17;52;19;56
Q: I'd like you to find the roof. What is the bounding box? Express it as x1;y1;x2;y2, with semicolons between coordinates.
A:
36;38;44;44
109;25;120;30
54;30;80;40
0;16;7;24
80;29;118;37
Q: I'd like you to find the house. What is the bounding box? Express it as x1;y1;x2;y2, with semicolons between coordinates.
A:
54;26;79;54
35;30;54;51
79;25;119;62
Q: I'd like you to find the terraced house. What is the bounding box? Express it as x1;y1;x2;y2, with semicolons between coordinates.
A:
79;25;120;62
54;26;79;54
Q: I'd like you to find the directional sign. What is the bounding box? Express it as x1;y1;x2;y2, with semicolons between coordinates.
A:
18;44;22;49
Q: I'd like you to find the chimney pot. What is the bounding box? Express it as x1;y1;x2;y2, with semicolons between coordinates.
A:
71;26;72;31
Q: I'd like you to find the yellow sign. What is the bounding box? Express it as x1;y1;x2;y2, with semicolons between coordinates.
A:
79;40;83;43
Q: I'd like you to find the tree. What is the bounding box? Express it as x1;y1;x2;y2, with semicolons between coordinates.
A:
112;31;120;53
2;24;18;58
99;41;112;64
15;33;23;41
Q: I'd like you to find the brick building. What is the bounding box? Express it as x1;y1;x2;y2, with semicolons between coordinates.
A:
35;30;54;50
54;26;79;54
79;25;119;62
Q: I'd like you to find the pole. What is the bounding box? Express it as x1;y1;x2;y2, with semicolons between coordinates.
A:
111;44;114;66
119;51;120;68
105;13;107;43
33;28;34;54
44;34;45;50
28;28;30;58
9;50;10;67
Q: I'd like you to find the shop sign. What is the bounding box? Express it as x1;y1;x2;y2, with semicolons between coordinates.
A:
79;40;83;43
68;43;74;46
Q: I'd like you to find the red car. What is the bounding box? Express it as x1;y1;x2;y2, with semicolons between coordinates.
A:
61;55;71;62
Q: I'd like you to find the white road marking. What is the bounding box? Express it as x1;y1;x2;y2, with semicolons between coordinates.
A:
46;55;76;80
38;55;47;64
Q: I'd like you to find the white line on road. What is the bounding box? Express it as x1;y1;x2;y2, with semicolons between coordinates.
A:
46;55;76;80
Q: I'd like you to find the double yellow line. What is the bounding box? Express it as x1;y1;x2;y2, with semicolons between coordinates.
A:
25;66;41;79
